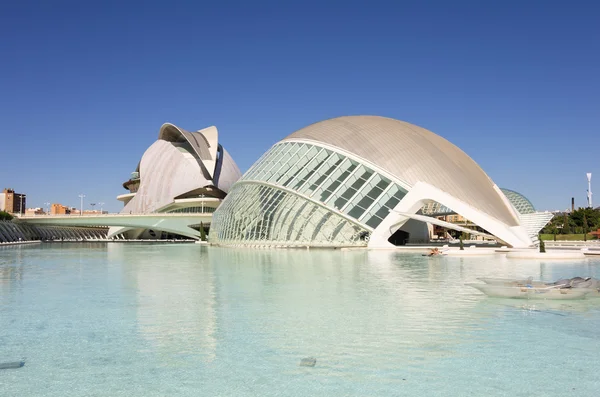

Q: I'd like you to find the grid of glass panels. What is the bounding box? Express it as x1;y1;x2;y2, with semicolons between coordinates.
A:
419;189;536;217
499;188;535;214
209;183;369;247
167;206;216;214
210;141;410;246
419;201;454;216
239;142;407;229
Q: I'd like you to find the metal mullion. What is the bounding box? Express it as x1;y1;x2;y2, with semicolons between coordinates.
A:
260;144;292;179
358;181;396;222
270;194;292;241
306;155;343;197
294;147;330;191
279;145;317;186
253;144;289;180
262;189;285;239
294;204;319;241
310;157;351;199
251;151;279;181
274;195;301;241
268;143;304;184
244;146;276;179
340;171;378;213
301;155;343;197
324;161;361;206
239;186;264;239
254;187;273;240
269;143;297;169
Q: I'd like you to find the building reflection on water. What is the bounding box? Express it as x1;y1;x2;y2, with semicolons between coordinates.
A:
107;243;218;362
199;248;496;369
90;244;600;371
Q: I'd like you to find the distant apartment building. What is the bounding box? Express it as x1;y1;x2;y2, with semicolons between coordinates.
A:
50;203;72;215
0;188;26;214
49;204;107;215
82;210;108;215
25;207;46;216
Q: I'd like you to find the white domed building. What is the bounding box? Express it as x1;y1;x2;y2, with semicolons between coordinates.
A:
110;123;242;239
209;116;552;248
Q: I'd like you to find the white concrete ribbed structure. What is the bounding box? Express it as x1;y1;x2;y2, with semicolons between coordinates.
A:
110;123;242;239
21;122;242;241
210;116;552;248
283;116;519;227
121;123;241;215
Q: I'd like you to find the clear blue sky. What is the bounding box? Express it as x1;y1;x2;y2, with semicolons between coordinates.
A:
1;0;598;213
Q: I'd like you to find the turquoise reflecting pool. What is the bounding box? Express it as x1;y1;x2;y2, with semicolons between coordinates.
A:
1;243;600;396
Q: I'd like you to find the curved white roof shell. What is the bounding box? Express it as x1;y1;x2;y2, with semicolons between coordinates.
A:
283;116;519;227
120;123;242;215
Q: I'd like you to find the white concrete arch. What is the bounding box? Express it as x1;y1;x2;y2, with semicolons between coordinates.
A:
368;181;533;248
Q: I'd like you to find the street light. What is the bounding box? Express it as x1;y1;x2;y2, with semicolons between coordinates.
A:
98;202;105;214
78;194;85;216
44;202;50;215
91;203;96;213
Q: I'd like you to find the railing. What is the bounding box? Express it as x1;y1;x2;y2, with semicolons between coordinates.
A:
16;212;214;218
544;240;600;246
404;238;499;245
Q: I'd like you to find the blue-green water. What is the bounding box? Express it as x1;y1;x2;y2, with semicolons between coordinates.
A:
1;243;599;396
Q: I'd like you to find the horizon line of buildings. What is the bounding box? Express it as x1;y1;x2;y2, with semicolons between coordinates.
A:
0;189;107;216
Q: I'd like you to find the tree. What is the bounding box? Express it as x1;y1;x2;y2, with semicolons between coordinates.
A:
583;213;588;241
539;236;546;253
199;222;207;241
562;213;570;234
0;211;13;221
570;207;600;230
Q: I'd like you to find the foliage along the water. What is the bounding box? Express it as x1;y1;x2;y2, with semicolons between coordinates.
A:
0;211;13;221
542;207;600;236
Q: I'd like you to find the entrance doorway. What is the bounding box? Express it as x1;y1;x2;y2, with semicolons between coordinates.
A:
388;229;410;246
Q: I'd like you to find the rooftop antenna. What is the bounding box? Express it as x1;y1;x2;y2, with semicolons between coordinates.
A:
586;173;592;208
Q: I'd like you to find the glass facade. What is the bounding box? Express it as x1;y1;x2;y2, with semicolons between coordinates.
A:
210;142;407;247
166;206;216;214
421;189;535;217
499;188;535;215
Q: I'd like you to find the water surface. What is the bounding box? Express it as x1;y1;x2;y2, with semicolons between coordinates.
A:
1;243;599;396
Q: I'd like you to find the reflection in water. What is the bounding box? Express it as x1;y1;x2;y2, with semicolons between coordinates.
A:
0;245;27;295
1;244;600;397
205;248;494;374
107;244;218;362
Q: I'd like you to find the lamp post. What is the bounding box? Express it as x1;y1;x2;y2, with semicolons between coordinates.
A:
44;202;50;215
78;194;85;216
98;202;105;214
91;203;96;213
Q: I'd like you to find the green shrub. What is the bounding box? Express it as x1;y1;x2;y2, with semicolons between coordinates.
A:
0;210;13;221
540;234;594;241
